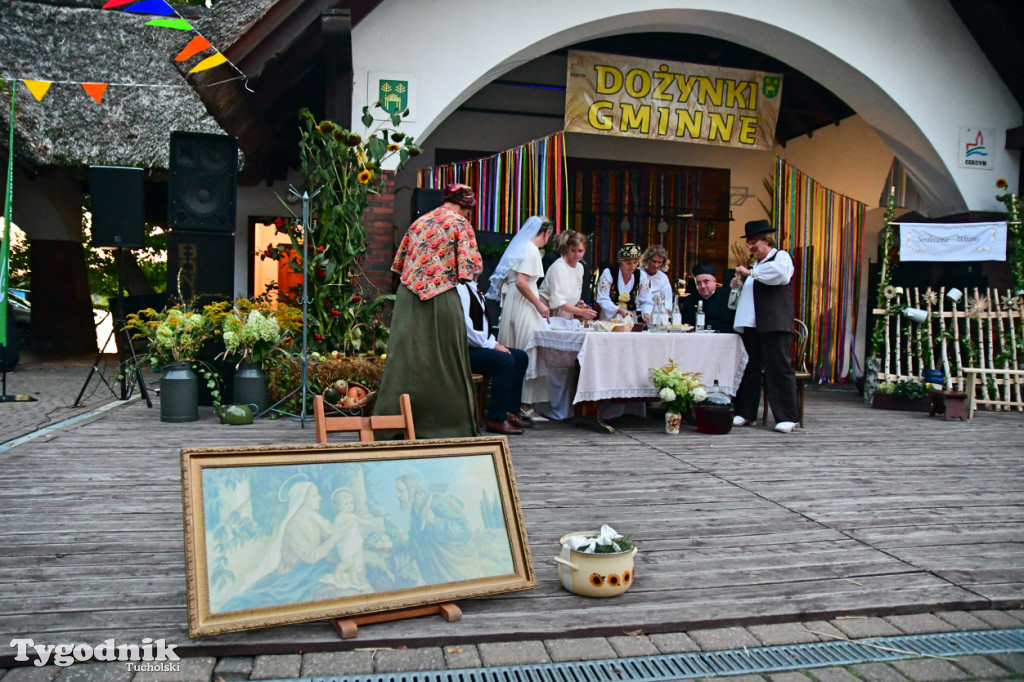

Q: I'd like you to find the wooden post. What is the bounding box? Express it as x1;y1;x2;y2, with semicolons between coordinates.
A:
894;293;902;380
924;288;936;371
938;287;951;390
884;303;892;379
974;287;991;406
951;296;963;391
992;288;1009;410
1007;290;1022;410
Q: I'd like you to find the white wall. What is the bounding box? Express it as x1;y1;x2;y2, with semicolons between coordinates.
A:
355;0;1021;218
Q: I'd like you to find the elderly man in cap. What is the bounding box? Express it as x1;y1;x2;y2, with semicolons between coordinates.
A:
595;242;653;323
375;183;482;438
682;261;735;334
729;219;800;433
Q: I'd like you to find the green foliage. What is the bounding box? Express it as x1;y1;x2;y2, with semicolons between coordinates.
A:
870;190;899;357
652;361;707;414
589;535;635;554
877;378;927;400
995;182;1023;294
260;104;422;354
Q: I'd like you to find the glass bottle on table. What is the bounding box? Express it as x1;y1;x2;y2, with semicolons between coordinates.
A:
670;295;682;326
696;299;705;331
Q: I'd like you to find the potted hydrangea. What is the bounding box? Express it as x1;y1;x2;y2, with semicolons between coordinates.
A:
219;301;297;415
652;360;707;433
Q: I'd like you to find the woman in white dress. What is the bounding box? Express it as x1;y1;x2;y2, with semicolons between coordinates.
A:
641;245;674;321
487;216;553;414
535;231;597;420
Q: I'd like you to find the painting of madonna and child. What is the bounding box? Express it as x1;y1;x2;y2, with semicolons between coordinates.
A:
182;439;535;637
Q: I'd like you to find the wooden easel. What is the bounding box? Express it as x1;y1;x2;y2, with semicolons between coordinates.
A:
331;602;462;639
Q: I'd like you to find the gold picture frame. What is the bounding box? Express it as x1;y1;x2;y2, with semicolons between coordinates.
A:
181;437;535;638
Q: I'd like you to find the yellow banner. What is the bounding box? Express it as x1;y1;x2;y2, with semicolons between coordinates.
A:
565;50;783;150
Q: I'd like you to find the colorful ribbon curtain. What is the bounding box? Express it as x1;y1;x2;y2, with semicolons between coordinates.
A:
774;156;865;384
417;133;566;233
569;167;706;277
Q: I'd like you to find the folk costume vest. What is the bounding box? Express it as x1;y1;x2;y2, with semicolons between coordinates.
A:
610;273;642;313
467;284;488;334
752;250;795;333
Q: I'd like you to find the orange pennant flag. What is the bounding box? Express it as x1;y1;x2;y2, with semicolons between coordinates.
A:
23;80;52;101
82;83;109;103
175;35;211;62
189;52;227;73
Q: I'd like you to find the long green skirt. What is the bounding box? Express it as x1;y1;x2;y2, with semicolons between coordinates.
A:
374;286;478;438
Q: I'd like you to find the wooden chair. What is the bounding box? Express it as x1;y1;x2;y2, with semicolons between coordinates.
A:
471;373;490;430
762;318;811;427
313;393;416;443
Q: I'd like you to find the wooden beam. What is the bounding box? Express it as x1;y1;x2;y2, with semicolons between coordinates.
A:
323;9;353;129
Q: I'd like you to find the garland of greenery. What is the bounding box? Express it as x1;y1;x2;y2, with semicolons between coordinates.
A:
869;189;898;357
995;180;1024;294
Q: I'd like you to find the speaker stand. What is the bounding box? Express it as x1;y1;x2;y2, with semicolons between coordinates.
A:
258;186;322;424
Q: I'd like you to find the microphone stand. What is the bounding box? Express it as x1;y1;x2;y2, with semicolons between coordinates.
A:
259;186;322;425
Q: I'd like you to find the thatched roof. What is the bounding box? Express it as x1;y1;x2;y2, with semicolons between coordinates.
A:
1;0;380;179
0;0;230;174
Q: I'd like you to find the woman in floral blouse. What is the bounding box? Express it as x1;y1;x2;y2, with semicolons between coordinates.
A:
374;183;482;437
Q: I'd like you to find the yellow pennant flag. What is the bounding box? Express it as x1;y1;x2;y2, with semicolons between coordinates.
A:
189;52;227;74
23;80;52;101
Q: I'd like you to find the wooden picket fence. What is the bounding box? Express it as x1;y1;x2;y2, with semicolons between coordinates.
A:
872;287;1024;411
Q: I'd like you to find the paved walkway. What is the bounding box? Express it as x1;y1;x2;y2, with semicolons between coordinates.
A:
2;356;1022;681
0;609;1022;680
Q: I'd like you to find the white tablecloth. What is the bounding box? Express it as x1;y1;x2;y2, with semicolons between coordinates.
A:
525;330;748;404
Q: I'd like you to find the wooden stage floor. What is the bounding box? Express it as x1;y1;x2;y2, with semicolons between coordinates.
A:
1;386;1022;661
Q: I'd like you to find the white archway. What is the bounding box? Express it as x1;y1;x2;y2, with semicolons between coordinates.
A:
353;1;1020;217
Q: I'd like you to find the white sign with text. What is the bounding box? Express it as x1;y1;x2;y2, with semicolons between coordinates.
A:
900;222;1006;262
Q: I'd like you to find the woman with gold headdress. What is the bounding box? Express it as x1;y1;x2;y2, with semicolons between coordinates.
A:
595;243;653;323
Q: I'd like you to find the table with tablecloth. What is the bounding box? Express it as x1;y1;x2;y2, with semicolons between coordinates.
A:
524;329;748;404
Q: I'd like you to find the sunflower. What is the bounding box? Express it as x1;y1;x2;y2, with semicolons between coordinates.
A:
622;570;631;584
387;143;401;152
883;285;897;300
358;170;372;184
922;290;938;306
589;573;603;587
607;574;621;587
996;178;1008;189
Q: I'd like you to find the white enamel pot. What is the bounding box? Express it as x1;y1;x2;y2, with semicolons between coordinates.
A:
554;531;638;598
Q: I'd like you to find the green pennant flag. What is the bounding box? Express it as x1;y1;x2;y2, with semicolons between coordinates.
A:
0;79;16;348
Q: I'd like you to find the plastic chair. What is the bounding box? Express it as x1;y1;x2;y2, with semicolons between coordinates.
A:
761;319;811;426
313;393;416;443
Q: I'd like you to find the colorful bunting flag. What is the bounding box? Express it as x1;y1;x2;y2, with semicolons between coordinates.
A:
175;36;211;61
123;0;174;16
146;18;192;30
189;53;227;74
101;0;136;8
23;80;52;102
81;83;109;103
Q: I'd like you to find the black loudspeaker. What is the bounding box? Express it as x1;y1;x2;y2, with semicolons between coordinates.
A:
411;187;443;221
168;132;238;233
167;232;235;302
89;166;145;249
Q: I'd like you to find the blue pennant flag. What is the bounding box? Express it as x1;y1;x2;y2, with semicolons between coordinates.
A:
124;0;175;16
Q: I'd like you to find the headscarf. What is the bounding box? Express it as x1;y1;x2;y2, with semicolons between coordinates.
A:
485;215;546;301
442;183;477;208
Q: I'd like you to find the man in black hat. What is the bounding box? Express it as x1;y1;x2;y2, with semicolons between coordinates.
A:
729;219;800;433
681;261;735;334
